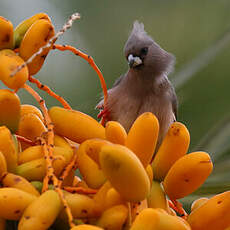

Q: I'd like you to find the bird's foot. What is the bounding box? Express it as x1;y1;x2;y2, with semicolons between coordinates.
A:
97;107;110;126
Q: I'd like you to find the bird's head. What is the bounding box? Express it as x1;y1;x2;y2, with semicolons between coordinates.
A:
124;21;175;76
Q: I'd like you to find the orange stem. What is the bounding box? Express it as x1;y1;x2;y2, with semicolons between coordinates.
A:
15;135;35;146
23;84;75;228
63;186;98;195
58;149;78;187
168;199;188;218
52;44;108;124
28;76;71;110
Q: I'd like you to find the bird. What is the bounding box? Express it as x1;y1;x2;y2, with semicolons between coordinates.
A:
97;21;177;148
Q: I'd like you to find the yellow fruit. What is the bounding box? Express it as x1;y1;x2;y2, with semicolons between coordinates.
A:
18;145;73;165
105;121;127;145
93;181;112;214
18;145;43;164
0;49;28;90
15;155;66;181
163;152;213;200
77;140;107;189
146;164;153;184
0;188;36;220
188;191;230;230
125;112;159;167
99;144;150;202
0;151;7;176
54;134;72;151
96;205;128;230
0;126;17;172
147;180;168;211
17;113;47;142
20;104;44;123
105;188;124;209
63;191;98;219
81;138;111;165
152;122;190;181
0;16;14;49
2;172;40;196
18;190;62;230
0;89;21;133
14;13;51;48
130;208;191;230
19;19;55;75
49;106;105;143
70;225;103;230
131;199;148;220
191;197;209;212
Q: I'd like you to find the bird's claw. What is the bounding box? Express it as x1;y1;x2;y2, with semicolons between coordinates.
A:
97;107;110;126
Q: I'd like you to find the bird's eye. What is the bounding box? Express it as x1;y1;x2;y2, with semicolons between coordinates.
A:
140;47;148;55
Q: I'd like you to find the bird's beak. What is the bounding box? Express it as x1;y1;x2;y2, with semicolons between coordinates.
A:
128;54;142;68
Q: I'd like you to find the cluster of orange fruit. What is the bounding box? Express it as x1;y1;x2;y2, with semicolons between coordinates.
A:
0;13;229;230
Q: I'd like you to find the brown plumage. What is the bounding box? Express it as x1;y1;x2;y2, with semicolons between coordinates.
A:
97;21;177;148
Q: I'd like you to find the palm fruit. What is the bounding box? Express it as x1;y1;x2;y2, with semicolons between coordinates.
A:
77;139;110;188
191;197;209;212
0;126;17;172
0;89;20;133
147;180;168;211
145;164;153;184
152;122;190;181
14;13;51;48
99;144;150;202
81;138;111;165
0;49;28;90
62;191;98;219
163;152;213;199
104;188;124;210
54;134;72;151
70;225;103;230
187;191;230;230
20;104;44;122
49;106;105;143
93;181;112;214
15;155;66;181
0;151;7;177
130;208;191;230
0;16;14;49
105;121;127;145
1;172;40;196
18;145;73;165
125;112;159;167
19;19;54;75
96;205;128;230
18;190;62;230
0;188;36;220
17;113;47;142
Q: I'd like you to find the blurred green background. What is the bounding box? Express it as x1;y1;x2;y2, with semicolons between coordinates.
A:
1;0;230;207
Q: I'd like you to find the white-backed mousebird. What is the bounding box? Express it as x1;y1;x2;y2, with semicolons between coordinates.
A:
97;21;177;148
